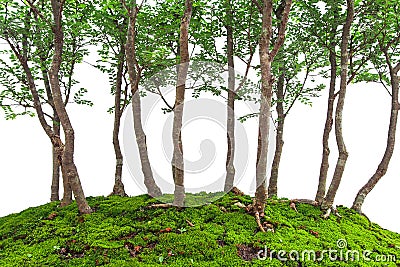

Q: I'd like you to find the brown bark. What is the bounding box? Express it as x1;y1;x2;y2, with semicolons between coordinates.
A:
352;56;400;212
40;68;63;202
315;7;340;204
124;1;162;197
268;72;285;197
254;0;292;214
110;45;127;197
172;0;192;207
321;0;354;211
49;0;91;214
224;0;236;193
6;5;76;206
50;114;62;201
40;68;71;203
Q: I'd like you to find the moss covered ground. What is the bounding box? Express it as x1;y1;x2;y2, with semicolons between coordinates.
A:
0;193;399;266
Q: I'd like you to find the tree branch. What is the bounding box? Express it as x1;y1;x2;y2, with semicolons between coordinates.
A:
270;0;293;60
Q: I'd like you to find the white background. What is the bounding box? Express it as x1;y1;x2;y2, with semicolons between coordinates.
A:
0;56;399;234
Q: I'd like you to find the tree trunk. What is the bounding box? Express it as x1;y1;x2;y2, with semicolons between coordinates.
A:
124;2;162;198
321;0;354;211
50;114;62;202
254;0;292;215
172;0;192;207
268;72;285;198
49;0;91;214
224;0;236;193
132;91;162;197
352;58;400;212
111;46;127;197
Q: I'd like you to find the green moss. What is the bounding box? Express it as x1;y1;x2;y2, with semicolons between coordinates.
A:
0;193;399;266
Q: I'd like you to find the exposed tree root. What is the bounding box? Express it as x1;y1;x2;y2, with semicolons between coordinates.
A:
291;199;319;206
322;205;342;219
230;187;245;196
255;211;266;232
268;198;318;206
322;208;331;219
147;203;174;209
289;202;298;212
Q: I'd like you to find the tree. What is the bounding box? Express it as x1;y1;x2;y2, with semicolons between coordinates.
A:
0;0;92;213
190;0;259;192
320;0;354;212
92;0;129;196
121;0;162;197
253;0;292;215
352;0;400;213
267;0;326;197
47;0;92;213
222;0;259;193
171;0;193;207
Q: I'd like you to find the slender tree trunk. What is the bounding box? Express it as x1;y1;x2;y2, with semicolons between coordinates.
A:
321;0;354;211
111;46;127;197
49;0;91;214
315;7;340;204
268;73;285;198
254;0;292;215
132;91;162;197
224;0;236;193
352;59;400;212
171;0;192;207
50;114;61;201
315;50;337;204
124;1;162;197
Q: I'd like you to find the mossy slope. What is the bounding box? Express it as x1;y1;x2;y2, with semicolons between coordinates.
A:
0;193;399;266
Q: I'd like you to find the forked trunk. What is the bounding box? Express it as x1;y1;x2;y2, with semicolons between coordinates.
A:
40;66;66;202
321;0;354;211
352;58;400;212
49;0;91;214
315;6;340;204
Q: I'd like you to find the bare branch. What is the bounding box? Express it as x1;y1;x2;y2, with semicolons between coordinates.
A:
270;0;293;60
394;62;400;74
24;0;52;26
251;0;262;14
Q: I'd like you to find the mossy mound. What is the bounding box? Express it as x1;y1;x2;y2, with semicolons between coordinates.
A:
0;193;399;266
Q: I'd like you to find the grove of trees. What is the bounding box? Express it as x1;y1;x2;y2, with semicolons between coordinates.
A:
0;0;398;226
